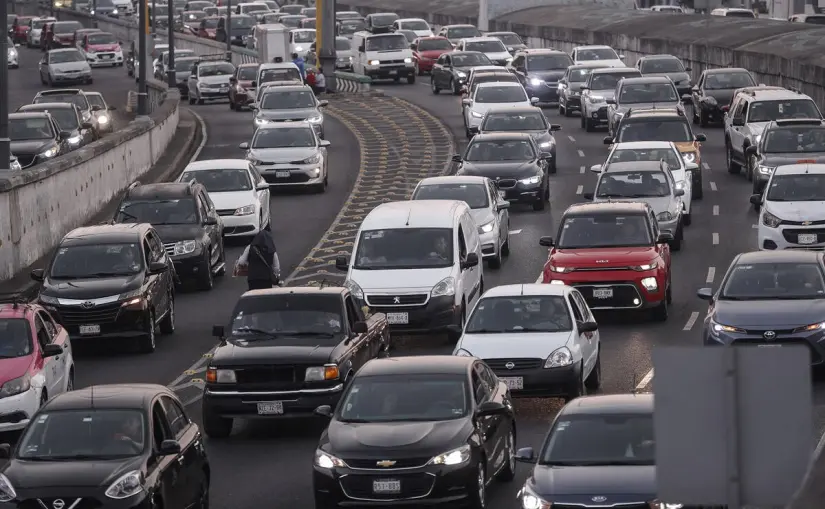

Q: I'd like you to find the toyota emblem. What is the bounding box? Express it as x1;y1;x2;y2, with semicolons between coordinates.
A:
763;330;776;341
591;496;607;503
505;362;515;370
393;296;400;304
80;301;95;309
52;500;65;509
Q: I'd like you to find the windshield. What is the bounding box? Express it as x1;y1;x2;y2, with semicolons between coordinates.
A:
466;140;534;161
54;22;82;34
293;30;314;42
229;295;344;340
260;13;278;23
618;120;692;143
764;127;825;152
231;16;254;27
619;83;678;103
704;71;755;90
401;20;428;30
237;66;257;80
252;127;315;148
722;262;825;300
767;174;825;202
540;413;654;466
260;68;301;83
748;100;822;123
608;148;682;168
182;168;251;192
243;4;269;12
0;319;32;359
201;18;218;27
9;118;54;140
398;30;417;43
282;16;303;27
597;171;670;198
301;18;316;28
116;199;197;225
335;38;351;51
412;183;489;209
492;33;521;45
87;33;115;44
49;51;85;63
339;20;365;33
280;4;302;14
338;374;469;423
527;54;573;71
176;59;197;71
36;93;89;111
86;94;105;109
18;410;146;460
465;40;506;53
261;90;315;109
577;48;618;61
590;71;641;90
371;14;397;25
569;68;593;82
36;108;78;130
418;38;451;51
466;296;573;333
482;112;546;131
447;26;480;38
558;214;652;249
199;62;234;76
725;9;755;17
366;35;407;51
640;58;684;73
33;19;52;29
50;243;144;278
354;228;453;270
476;86;527;103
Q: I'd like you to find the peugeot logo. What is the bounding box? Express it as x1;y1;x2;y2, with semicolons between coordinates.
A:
80;301;95;309
505;362;515;370
393;296;400;304
376;460;396;467
52;500;65;509
764;330;776;341
591;496;607;503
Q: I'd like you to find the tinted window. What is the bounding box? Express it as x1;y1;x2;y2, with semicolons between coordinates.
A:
237;66;257;80
452;53;492;67
9;117;54;140
400;20;428;30
722;262;825;300
85;94;105;109
767;174;825;202
748;100;821;123
619;82;678;103
49;50;84;63
50;243;143;278
53;21;82;33
201;18;219;27
558;214;651;249
527;54;573;70
590;71;640;90
725;10;755;17
475;86;527;103
27;107;78;130
568;68;593;82
32;19;52;29
466;296;572;333
541;413;654;466
335;38;351;51
466;140;534;161
417;38;451;51
704;72;755;90
764;126;825;153
354;228;453;270
252;127;315;148
229;295;344;341
465;40;506;53
370;14;397;25
482;112;546;131
292;30;314;43
160;397;189;436
230;15;254;27
199;62;234;76
412;183;489;209
0;319;33;358
35;93;89;111
803;15;825;24
491;33;521;45
338;19;365;34
259;67;301;83
182;168;252;192
366;34;407;51
116;199;198;224
577;48;619;61
640;58;684;73
597;170;670;198
608;148;682;168
175;59;197;71
618;119;692;142
243;4;268;12
447;26;480;38
261;89;315;109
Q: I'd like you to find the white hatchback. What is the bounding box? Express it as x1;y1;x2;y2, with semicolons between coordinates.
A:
463;81;539;134
755;163;825;250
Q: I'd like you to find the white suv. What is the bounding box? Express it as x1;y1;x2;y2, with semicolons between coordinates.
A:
755;163;825;250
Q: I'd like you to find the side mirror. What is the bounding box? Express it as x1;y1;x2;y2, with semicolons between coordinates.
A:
530;97;540;105
335;254;349;271
549;124;561;131
320;140;331;147
675;188;685;197
314;405;333;418
256;182;269;190
745;145;758;156
681;94;692;103
204;217;218;225
158;439;181;455
539;152;552;160
148;261;168;274
732;116;745;127
684;66;692;71
59;131;71;140
496;201;510;211
697;287;714;301
539;236;554;247
31;268;45;281
468;126;479;135
618;54;625;59
515;447;535;463
694;133;706;142
229;77;237;83
686;162;699;171
606;98;616;104
319;100;329;107
657;232;674;244
251;80;257;87
590;164;602;173
580;86;589;91
475;400;506;417
352;321;368;334
212;325;225;337
461;252;479;269
91;105;103;111
461;98;471;106
749;193;763;206
578;321;598;333
582;192;594;200
82;122;94;129
603;136;613;145
451;154;463;163
42;343;63;357
239;142;249;149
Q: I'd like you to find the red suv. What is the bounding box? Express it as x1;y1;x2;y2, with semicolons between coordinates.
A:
411;36;453;75
42;20;83;50
539;201;673;321
9;16;33;44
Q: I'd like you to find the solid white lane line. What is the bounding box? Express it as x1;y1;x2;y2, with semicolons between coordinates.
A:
683;312;700;331
712;232;719;245
580;165;585;174
710;181;718;191
636;369;654;390
187;109;208;164
576;185;583;194
577;149;585;157
509;229;522;235
568;135;576;142
702;162;710;170
713;205;719;216
706;266;716;283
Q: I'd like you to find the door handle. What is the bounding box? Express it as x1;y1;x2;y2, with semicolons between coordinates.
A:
177;455;185;464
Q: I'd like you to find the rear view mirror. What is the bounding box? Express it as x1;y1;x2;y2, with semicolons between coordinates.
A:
452;154;462;162
496;201;510;210
82;122;94;129
239;142;249;149
606;98;616;104
148;261;168;274
59;131;71;140
589;164;602;173
749;193;763;206
461;252;479;269
319;100;329;107
251;80;257;87
42;343;63;357
204;217;218;225
515;447;535;463
549;124;561;131
697;288;714;301
578;321;598;333
582;192;594;200
31;268;45;281
530;97;540;105
468;126;479;135
461;98;471;106
256;183;269;190
675;188;685;197
686;163;699;171
320;140;331;147
657;232;674;244
681;94;692;103
695;133;706;142
603;136;613;145
732;116;745;127
745;145;758;156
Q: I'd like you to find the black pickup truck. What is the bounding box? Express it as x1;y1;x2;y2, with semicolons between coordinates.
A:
202;286;390;438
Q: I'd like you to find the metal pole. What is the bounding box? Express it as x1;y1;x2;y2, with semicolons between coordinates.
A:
478;0;489;32
166;0;176;88
0;0;10;172
723;347;742;509
225;0;232;60
317;0;335;91
137;0;148;115
151;0;156;34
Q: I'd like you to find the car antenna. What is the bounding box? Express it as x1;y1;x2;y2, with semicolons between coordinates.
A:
631;372;639;395
520;284;525;296
405;209;412;226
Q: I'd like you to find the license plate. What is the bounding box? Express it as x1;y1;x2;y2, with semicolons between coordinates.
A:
388;70;397;75
593;288;613;299
386;312;409;324
102;55;111;59
275;170;290;178
373;480;401;494
500;377;523;390
257;401;283;415
79;324;100;335
758;344;782;348
798;233;817;244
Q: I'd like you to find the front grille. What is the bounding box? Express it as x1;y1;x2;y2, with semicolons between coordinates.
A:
782;228;825;244
495;178;517;189
95;52;115;58
572;266;631;272
379;59;406;64
344;457;430;469
483;358;542;370
573;283;643;310
552;504;649;509
234;366;299;384
596;106;608;119
262;172;310;184
55;302;121;325
16;154;36;168
339;473;435;500
732;338;821;364
781;219;825;226
19;498;102;509
366;294;428;306
216;208;235;216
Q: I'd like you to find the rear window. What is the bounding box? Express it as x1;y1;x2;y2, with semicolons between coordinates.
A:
54;21;82;33
803;15;825;24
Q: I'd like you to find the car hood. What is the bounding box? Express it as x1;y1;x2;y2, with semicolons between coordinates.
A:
4;457;144;489
481;50;511;61
673;141;699;154
766;200;825;222
459;331;573;357
713;299;825;328
470;102;531;115
531;70;565;83
594;196;674;215
198;75;232;85
41;273;142;300
208;190;257;210
10;140;54;155
418;49;448;59
550;247;658;268
256;108;319;121
0;356;34;386
761;152;825;166
325;418;472;458
532;465;655;498
351;266;453;292
176;71;192;82
702;88;736;105
469;208;495;228
87;43;120;52
589;89;616;100
577;58;624;67
151;223;205;244
505;43;527;53
617;100;680;113
455;64;488;74
51;61;90;72
460;160;540;179
238;79;254;88
249;147;318;163
644;71;690;84
212;339;336;366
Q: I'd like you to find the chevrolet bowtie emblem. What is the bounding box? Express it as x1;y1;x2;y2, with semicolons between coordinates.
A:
376;460;396;467
803;221;813;226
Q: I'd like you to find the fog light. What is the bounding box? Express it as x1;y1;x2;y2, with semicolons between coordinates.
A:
633;298;640;305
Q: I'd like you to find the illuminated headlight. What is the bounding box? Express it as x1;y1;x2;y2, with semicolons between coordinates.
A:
294;45;303;52
112;8;118;13
314;449;347;469
640;277;658;292
344;279;363;299
67;135;81;145
544;346;572;368
305;364;339;381
652;502;684;509
478;221;495;234
206;368;236;383
762;210;781;228
549;280;564;285
90;9;95;13
235;204;255;216
711;320;745;336
793;322;825;333
254;117;269;125
681;152;696;164
307;114;323;123
428;444;471;466
758;165;775;175
403;57;412;63
188;14;195;18
8;48;17;58
0;374;31;398
471;110;483;118
456;71;466;78
105;470;144;499
97;114;109;124
300;154;321;164
506;57;513;62
82;111;92;122
529;78;542;86
519;175;541;185
172;240;198;255
588;95;605;103
431;276;455;297
631;262;658;271
547;264;573;273
656;211;674;222
674;180;684;190
520;486;546;509
539;142;552;148
455;348;473;357
40;146;58;158
0;474;16;503
368;59;380;66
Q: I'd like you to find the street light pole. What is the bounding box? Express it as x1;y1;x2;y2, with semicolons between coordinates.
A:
166;0;176;88
137;0;149;115
225;0;232;60
0;0;11;172
317;0;335;91
151;0;156;34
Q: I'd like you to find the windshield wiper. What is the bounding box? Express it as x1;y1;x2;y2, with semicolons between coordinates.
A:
231;328;281;340
466;329;506;333
25;454;122;461
542;460;648;466
338;418;372;423
279;331;336;338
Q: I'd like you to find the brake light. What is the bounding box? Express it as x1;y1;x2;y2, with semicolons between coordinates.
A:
797;160;816;163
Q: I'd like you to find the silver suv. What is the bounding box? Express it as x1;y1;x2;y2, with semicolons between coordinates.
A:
606;76;682;137
580;67;641;132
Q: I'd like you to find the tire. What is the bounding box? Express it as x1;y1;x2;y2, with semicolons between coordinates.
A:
651;296;668;322
693;174;704;200
229;100;235;110
86;78;93;85
196;478;210;509
666;273;673;305
580;114;585;129
726;141;741;174
215;246;227;277
495;428;516;482
700;110;709;127
66;369;74;392
559;102;565;116
691;104;698;124
747;155;758;182
393;76;400;83
585;348;602;390
564;363;585;402
138;310;157;353
501;233;510;256
407;74;415;84
466;462;487;509
198;254;214;291
448;304;466;342
683;213;692;226
159;294;175;334
197;97;205;105
431;78;440;94
671;225;683;251
488;249;502;269
585;117;594;132
451;78;460;95
202;409;233;438
189;95;195;105
563;102;572;117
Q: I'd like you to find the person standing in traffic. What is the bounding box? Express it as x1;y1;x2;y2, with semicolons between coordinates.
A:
234;224;281;290
314;68;326;95
292;52;306;82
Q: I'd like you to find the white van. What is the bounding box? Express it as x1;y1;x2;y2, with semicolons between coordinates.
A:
351;31;416;84
335;200;483;339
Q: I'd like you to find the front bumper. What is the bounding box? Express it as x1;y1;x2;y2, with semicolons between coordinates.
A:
487;361;580;398
496;179;543;204
758;223;825;251
479;229;500;259
0;387;40;433
51;72;92;83
527;82;559;102
171;252;209;282
218;212;261;237
366;295;460;334
204;383;344;420
256;161;324;186
563;93;582;110
44;301;149;340
704;328;825;365
364;64;414;79
87;50;123;66
7;54;18;68
1;491;154;509
584;104;609;124
544;271;665;311
196;86;230;99
416;58;436;72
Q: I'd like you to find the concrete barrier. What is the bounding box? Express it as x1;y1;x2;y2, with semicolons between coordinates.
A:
335;72;372;93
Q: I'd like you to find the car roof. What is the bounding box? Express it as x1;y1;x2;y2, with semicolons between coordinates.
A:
613;141;676;150
184;159;251;171
747;89;810;101
256;121;314;129
625;108;683;118
461;36;501;43
0;300;36;319
242;286;346;299
486;31;517;35
564;201;649;216
471;132;534;142
36;88;83;95
417;175;489;186
125;182;197;200
705;67;750;75
362;200;467;230
590;67;638;75
773;163;825;176
482;283;569;298
445;24;476;28
9;112;51;119
569;61;614;69
62;223;149;245
47;48;81;54
450;51;486;57
735;250;823;264
619;76;675;85
603;161;664;173
519;48;568;55
396;17;426;21
19;102;75;110
639;54;680;61
259;62;299;70
358;356;474;377
260;84;310;92
575;45;614;50
559;394;654;416
476;81;523;89
43;384;175;412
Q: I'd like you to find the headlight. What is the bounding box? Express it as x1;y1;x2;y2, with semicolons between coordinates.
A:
40;146;58;158
344;279;363;299
520;486;545;509
455;348;473;356
0;374;31;399
305;364;340;381
758;165;775;175
520;175;541;185
428;444;471;466
300;154;321;164
172;240;197;255
762;210;781;228
112;8;118;13
456;71;466;78
105;470;144;499
793;321;825;333
97;114;109;124
588;95;605;103
477;221;495;234
471;111;483;118
403;57;412;63
545;346;572;368
640;277;658;292
368;59;380;65
431;277;455;297
235;204;255;216
8;48;17;58
198;82;208;88
308;114;323;123
254;117;269;125
711;320;746;336
506;57;513;62
67;135;81;145
529;78;542;86
682;152;696;164
0;474;16;503
294;45;304;52
314;449;347;469
205;368;236;383
539;141;552;148
651;501;684;509
631;262;658;271
656;211;674;222
549;280;565;285
754;134;761;145
547;264;573;273
674;180;684;190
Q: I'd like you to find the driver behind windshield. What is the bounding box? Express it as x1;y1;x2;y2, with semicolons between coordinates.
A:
0;320;31;358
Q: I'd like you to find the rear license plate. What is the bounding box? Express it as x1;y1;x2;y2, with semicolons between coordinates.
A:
388;70;397;76
275;170;290;178
758;344;782;348
500;377;523;390
257;401;283;415
79;324;100;335
373;480;401;494
386;312;409;324
798;233;817;244
593;288;613;299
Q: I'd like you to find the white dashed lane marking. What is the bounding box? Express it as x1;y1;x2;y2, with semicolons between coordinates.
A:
712;232;720;245
710;182;718;191
509;229;522;235
702;162;710;170
706;266;716;283
577;149;585;157
713;205;719;216
576;185;583;194
568;135;576;142
683;311;700;331
580;165;585;174
636;369;654;390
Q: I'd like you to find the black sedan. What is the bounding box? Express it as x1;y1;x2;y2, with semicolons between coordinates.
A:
698;250;825;365
0;384;209;509
472;106;562;173
8;112;67;169
431;51;494;95
454;132;551;210
312;356;516;508
689;67;756;126
18;102;96;150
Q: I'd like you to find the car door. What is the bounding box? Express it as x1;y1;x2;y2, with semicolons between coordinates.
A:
477;362;511;470
199;191;222;265
509;54;526;86
141;234;164;320
150;400;187;509
487;179;507;247
434;53;450;87
571;290;597;372
39;54;47;80
692;72;704;107
249;163;270;219
149;229;175;289
471;365;498;460
37;310;69;393
728;99;748;158
565;292;593;372
34;313;61;396
462;213;482;304
160;395;204;507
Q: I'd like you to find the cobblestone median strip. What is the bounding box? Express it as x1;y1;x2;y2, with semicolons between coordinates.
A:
283;94;455;287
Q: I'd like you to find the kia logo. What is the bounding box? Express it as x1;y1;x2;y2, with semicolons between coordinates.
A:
505;362;515;370
591;496;607;503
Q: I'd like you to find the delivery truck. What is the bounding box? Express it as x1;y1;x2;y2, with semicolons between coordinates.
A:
254;23;290;64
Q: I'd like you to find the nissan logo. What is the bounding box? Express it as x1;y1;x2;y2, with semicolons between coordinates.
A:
80;301;95;309
52;500;65;509
763;330;776;341
505;362;515;370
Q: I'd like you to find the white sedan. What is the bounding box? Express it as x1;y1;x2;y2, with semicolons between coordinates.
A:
453;283;601;401
462;81;539;137
179;159;271;237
